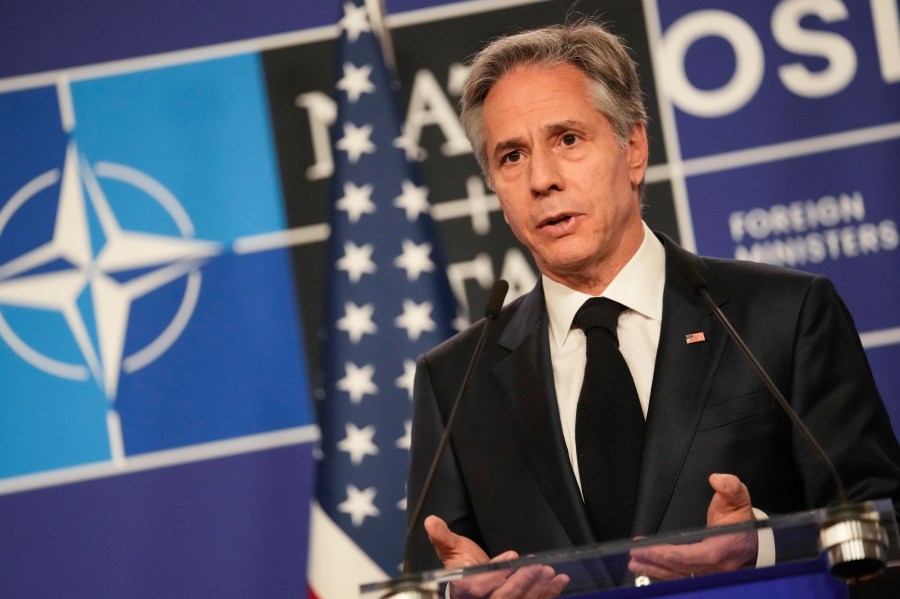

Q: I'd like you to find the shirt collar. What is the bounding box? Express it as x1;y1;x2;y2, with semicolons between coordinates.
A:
544;222;666;349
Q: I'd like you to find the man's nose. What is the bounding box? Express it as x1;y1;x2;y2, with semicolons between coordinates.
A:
529;147;563;197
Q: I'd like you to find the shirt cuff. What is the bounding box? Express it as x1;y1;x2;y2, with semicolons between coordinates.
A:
753;507;776;568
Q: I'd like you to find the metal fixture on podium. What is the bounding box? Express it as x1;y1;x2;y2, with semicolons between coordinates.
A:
819;502;888;580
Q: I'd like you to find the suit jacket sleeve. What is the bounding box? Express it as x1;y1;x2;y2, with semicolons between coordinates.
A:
786;275;900;515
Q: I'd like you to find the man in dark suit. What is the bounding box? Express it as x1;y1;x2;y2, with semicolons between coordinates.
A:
405;21;900;596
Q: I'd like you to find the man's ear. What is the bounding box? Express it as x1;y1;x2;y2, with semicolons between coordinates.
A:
626;122;648;188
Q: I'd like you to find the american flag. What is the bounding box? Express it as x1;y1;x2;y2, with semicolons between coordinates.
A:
308;1;456;597
684;331;706;344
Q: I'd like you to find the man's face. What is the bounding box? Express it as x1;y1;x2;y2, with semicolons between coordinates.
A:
482;63;648;291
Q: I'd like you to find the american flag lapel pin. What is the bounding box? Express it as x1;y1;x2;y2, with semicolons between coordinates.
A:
685;331;706;344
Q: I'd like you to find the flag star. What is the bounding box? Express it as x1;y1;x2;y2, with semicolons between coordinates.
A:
395;359;416;400
337;484;380;527
395;419;412;450
336;122;376;163
393;180;431;221
393;127;427;162
394;239;434;281
394;299;436;341
336;181;376;223
337;241;377;283
396;496;407;511
337;361;378;403
336;62;376;103
336;301;377;343
339;1;372;42
338;422;380;465
452;312;470;333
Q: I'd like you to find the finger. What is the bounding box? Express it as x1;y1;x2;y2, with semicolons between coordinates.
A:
628;560;686;582
489;550;519;563
708;473;750;508
629;543;679;564
492;565;558;599
458;568;528;599
629;556;693;581
520;567;568;599
629;543;710;571
545;573;570;597
709;473;743;496
424;515;454;549
707;473;754;527
423;515;457;564
451;569;514;598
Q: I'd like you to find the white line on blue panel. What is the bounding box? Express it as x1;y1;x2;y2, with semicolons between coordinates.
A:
0;425;320;496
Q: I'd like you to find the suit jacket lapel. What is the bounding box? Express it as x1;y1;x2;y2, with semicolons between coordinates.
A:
632;238;729;536
492;284;596;547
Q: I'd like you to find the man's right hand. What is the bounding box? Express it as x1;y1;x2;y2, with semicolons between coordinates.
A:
424;515;569;599
627;474;758;581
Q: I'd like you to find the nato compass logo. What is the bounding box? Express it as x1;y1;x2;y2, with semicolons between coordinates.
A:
0;141;221;466
1;58;312;486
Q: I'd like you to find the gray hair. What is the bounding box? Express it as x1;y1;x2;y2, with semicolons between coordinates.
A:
460;21;647;181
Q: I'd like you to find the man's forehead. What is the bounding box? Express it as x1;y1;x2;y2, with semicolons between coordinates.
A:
484;65;596;124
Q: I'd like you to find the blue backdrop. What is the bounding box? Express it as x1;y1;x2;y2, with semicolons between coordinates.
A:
1;1;897;596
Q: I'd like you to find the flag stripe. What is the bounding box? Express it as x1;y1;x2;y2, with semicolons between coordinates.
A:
308;501;387;597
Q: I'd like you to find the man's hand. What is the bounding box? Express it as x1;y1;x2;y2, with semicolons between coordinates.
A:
627;474;758;581
424;515;569;599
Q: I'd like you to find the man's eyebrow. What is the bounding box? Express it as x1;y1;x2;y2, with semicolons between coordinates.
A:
491;120;585;158
545;120;582;135
491;137;525;159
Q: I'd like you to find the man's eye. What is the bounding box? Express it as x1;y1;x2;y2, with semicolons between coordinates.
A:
503;150;522;164
562;133;578;146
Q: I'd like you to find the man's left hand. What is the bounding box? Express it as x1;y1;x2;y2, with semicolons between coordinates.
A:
627;473;758;581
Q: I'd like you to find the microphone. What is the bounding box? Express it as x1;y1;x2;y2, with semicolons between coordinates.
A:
679;259;887;580
404;279;509;561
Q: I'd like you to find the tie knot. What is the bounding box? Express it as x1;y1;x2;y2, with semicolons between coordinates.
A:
573;297;625;341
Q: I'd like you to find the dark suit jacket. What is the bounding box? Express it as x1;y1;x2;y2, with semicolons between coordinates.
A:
406;233;900;573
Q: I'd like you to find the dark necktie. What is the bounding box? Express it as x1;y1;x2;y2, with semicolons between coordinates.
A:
573;297;645;542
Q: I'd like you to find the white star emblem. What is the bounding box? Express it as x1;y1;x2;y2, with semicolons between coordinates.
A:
336;122;376;163
395;358;416;400
337;361;378;403
452;305;473;333
394;299;436;341
337;484;380;527
337;422;380;465
336;62;376;104
339;1;372;42
393;179;431;221
336;301;377;344
0;143;220;401
393;126;427;162
336;181;376;223
336;241;377;283
395;419;412;450
394;239;434;281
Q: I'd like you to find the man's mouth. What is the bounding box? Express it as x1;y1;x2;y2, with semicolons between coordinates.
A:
539;214;574;228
